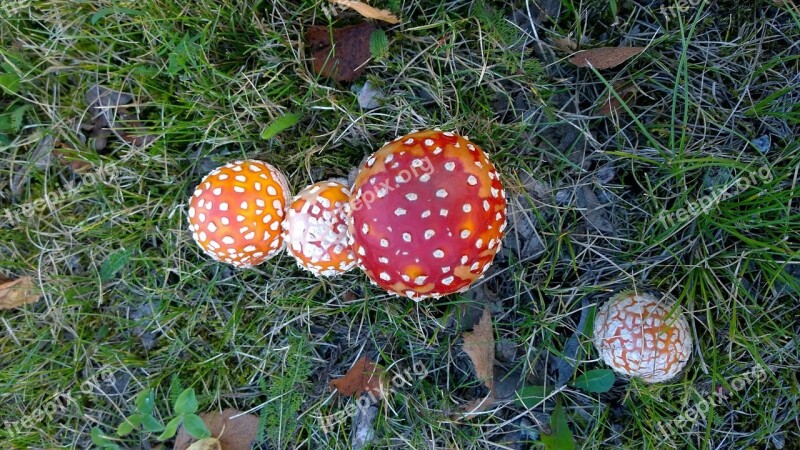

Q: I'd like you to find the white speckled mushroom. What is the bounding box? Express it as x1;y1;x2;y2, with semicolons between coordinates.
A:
283;180;357;277
347;130;507;300
593;291;693;383
187;160;290;268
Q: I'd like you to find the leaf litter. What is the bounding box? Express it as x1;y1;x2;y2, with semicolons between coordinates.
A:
306;23;376;82
330;0;400;24
172;409;259;450
569;47;646;69
85;84;157;148
458;307;523;419
329;356;385;400
0;276;41;310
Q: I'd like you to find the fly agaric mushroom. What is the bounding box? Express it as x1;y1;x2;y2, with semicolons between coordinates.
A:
187;160;290;268
283;180;357;276
593;291;692;383
347;129;507;300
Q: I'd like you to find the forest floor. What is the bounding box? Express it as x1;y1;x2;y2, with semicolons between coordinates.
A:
1;0;799;449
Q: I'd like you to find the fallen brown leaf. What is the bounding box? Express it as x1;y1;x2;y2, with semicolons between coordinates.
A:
462;307;495;392
0;276;41;310
569;46;646;70
597;80;638;116
85;85;156;148
330;356;384;400
306;23;375;82
173;409;259;450
552;37;577;52
185;438;221;450
331;0;400;24
460;394;497;420
52;147;95;172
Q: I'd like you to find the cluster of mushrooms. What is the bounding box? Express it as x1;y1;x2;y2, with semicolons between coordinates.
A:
186;129;693;384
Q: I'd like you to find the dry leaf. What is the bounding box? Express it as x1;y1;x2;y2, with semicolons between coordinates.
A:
330;356;384;400
306;23;375;82
52;148;95;172
0;276;41;310
552;37;577;52
85;85;157;148
597;80;637;116
462;307;495;392
331;0;400;24
185;438;221;450
569;47;646;70
173;409;259;450
460;394;497;420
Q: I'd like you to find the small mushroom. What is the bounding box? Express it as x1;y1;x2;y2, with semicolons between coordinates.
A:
187;160;290;267
347;130;507;300
593;291;692;383
283;180;357;277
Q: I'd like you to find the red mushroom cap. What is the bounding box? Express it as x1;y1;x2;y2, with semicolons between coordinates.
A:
347;130;507;300
283;180;357;277
187;160;290;267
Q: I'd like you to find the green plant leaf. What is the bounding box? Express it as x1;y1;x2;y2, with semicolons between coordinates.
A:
0;64;21;95
117;414;142;436
157;416;182;441
90;7;144;25
0;104;31;134
91;427;121;449
540;403;574;450
99;248;132;282
571;369;616;393
174;388;198;415
135;389;155;415
370;29;389;59
169;373;183;405
141;414;165;433
260;112;301;140
183;413;211;439
515;385;552;410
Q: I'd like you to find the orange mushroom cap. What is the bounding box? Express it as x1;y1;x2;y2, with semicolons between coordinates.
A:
593;291;692;383
347;130;507;300
187;160;290;268
283;180;357;277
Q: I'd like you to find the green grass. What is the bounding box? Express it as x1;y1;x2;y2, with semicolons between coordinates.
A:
1;0;798;448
